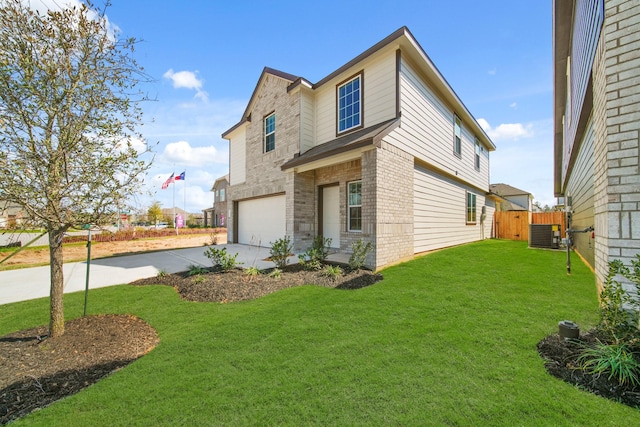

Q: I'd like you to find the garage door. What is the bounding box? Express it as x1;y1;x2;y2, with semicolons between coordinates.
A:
238;195;286;246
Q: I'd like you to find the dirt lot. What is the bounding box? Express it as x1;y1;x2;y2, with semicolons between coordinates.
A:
0;232;226;270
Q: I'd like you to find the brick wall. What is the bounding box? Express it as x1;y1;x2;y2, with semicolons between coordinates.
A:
369;141;414;268
227;75;300;242
594;0;640;286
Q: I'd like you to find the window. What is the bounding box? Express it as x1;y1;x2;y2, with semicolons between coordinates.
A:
215;190;219;201
475;138;481;170
466;192;477;224
337;73;362;134
220;189;225;202
454;115;462;156
348;180;362;231
264;113;275;152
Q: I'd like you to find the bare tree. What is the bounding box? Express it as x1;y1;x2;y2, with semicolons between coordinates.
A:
0;0;153;337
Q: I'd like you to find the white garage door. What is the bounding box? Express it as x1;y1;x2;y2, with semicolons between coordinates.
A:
238;195;286;246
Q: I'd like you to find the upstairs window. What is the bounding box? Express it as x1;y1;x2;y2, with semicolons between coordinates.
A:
348;180;362;232
475;138;481;170
264;113;275;152
454;115;462;156
337;73;362;134
220;189;225;202
466;192;477;224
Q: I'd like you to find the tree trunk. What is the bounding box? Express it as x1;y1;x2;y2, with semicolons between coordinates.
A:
49;228;65;338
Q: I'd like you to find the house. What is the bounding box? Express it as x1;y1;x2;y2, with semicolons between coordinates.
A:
0;201;26;229
489;183;533;212
203;175;229;228
553;0;640;284
222;26;496;269
213;175;228;227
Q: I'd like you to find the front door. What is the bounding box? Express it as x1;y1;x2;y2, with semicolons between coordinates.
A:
322;186;340;249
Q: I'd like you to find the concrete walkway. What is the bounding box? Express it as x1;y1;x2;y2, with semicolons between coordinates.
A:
0;244;297;306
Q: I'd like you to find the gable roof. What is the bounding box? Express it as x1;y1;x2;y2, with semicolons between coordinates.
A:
221;67;301;138
489;183;532;197
222;26;496;152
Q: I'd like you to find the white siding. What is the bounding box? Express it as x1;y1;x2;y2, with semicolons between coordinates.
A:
565;118;595;267
414;164;488;253
389;58;489;191
300;90;315;153
229;128;246;185
313;46;397;147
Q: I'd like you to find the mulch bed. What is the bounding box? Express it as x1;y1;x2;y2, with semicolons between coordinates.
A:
537;331;640;408
0;314;159;424
0;264;381;424
130;263;384;303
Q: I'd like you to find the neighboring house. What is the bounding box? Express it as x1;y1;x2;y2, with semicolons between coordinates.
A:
212;175;228;227
553;0;640;284
489;183;533;212
222;26;496;269
0;201;26;228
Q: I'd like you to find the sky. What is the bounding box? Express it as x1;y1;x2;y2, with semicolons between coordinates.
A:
33;0;555;213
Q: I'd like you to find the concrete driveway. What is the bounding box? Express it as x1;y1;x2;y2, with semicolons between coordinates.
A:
0;244;296;305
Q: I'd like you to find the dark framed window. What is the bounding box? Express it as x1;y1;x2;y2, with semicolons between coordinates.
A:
454;115;462;156
348;180;362;232
466;192;477;224
264;113;275;152
475;138;481;170
337;73;362;134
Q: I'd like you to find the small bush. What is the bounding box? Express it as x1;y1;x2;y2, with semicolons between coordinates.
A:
298;236;332;271
192;275;206;284
187;264;208;276
322;265;342;281
268;268;282;279
156;269;168;278
269;236;292;270
204;247;240;271
577;341;640;386
598;256;640;343
349;239;374;271
245;266;261;277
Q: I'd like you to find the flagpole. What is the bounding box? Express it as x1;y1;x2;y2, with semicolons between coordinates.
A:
183;171;186;224
173;165;177;236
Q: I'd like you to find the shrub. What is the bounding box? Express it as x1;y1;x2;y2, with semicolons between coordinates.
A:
268;268;282;279
156;269;168;278
298;236;332;271
577;341;640;386
269;236;292;270
187;264;208;276
348;239;374;271
322;265;342;281
245;266;261;277
204;247;240;272
192;275;206;284
598;256;640;343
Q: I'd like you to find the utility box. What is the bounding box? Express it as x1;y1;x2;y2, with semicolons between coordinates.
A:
558;320;580;340
529;224;561;249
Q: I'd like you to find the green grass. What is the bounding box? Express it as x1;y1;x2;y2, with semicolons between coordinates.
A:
2;240;638;426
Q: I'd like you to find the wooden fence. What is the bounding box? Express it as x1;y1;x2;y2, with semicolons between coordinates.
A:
494;211;565;241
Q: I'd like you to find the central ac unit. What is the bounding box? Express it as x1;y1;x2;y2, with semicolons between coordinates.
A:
529;224;561;249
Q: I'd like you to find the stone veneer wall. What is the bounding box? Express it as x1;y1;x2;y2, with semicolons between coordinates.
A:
226;75;300;242
369;141;414;269
593;0;640;287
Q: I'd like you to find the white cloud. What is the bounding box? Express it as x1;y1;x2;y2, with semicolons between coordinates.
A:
161;140;227;167
163;69;208;101
477;118;533;141
509;102;518;109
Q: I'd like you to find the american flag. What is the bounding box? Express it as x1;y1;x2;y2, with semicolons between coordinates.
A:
161;173;174;189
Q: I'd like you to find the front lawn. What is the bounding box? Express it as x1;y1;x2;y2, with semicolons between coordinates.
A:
2;240;638;425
